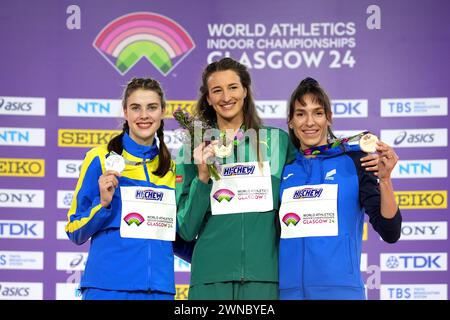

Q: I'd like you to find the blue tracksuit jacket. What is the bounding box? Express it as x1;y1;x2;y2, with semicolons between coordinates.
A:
279;143;402;300
66;133;192;294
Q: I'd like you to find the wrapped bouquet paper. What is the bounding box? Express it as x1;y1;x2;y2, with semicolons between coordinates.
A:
173;109;221;180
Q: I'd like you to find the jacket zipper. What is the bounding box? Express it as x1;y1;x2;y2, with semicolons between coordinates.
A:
241;212;245;283
143;159;152;288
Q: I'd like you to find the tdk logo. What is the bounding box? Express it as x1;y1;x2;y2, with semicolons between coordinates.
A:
0;220;44;239
380;253;447;271
331;99;368;118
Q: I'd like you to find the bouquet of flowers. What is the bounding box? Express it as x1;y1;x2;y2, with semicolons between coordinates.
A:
173;109;221;180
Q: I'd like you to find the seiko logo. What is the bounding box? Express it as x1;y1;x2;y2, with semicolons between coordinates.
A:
0;159;45;177
395;191;447;209
165;101;196;117
58;129;120;147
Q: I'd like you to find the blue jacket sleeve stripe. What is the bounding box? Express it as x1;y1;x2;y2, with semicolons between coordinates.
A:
65;149;110;244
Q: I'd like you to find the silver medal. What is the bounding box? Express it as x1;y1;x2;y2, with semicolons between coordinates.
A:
105;154;125;173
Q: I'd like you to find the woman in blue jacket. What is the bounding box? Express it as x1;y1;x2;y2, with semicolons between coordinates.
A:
65;78;192;300
278;77;402;300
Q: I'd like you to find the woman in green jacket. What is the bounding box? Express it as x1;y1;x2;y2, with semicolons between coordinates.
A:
176;57;296;299
176;58;378;300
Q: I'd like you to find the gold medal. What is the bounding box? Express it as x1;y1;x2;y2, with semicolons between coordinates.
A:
359;133;378;153
213;143;233;158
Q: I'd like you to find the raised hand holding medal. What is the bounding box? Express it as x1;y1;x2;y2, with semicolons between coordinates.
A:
374;139;399;178
105;153;125;174
99;153;124;207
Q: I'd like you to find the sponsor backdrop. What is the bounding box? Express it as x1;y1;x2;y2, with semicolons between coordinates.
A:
0;0;448;300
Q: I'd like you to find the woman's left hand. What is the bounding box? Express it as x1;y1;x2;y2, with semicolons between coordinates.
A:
360;153;380;172
375;141;399;180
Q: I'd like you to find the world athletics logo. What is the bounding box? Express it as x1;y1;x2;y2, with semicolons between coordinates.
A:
213;189;235;203
282;212;301;226
93;12;195;76
123;212;145;226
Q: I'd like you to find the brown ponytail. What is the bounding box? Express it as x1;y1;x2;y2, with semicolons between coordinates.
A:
107;121;129;155
153;119;171;176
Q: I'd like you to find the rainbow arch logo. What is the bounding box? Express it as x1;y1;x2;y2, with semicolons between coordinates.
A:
93;12;195;76
123;212;145;226
213;189;235;203
282;213;301;226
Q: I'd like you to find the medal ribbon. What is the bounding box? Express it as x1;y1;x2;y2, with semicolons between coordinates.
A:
108;151;153;166
301;130;370;156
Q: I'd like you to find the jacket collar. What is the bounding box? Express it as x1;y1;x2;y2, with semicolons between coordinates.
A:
123;132;159;160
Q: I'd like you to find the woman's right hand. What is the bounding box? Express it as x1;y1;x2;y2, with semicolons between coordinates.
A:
98;170;120;207
193;141;216;183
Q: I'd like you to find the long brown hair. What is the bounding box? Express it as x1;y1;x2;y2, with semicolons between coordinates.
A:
107;77;171;177
196;57;262;160
196;57;261;130
287;77;336;150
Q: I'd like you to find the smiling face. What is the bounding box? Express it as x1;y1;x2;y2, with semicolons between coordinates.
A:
206;70;247;129
124;89;164;146
289;93;331;150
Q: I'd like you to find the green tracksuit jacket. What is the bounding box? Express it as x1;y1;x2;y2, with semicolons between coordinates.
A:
176;126;297;286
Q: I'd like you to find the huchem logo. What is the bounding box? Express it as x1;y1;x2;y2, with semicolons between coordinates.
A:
94;12;195;76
